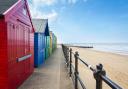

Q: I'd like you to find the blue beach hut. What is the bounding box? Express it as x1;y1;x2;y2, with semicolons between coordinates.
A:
32;19;50;67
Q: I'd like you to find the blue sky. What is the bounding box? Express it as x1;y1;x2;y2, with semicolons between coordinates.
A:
28;0;128;43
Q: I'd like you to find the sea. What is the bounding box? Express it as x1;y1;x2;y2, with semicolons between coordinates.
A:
70;43;128;56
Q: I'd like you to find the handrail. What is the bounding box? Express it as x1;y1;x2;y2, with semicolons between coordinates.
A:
71;52;75;55
71;63;86;89
62;44;122;89
77;75;86;89
78;57;95;72
101;75;122;89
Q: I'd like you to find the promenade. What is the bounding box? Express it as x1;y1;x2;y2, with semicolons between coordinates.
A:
19;45;73;89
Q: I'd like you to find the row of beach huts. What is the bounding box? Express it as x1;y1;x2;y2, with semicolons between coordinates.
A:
33;19;57;67
0;0;57;89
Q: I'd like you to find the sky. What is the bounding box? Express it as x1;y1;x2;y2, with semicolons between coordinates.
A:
28;0;128;43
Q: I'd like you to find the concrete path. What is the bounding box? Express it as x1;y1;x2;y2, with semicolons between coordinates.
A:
19;46;74;89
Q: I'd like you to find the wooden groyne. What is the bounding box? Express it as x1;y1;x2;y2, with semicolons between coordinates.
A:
64;44;93;48
69;45;93;48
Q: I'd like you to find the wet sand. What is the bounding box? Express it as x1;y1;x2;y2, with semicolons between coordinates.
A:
71;47;128;89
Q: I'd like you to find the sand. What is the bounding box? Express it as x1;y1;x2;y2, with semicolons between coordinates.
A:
71;47;128;89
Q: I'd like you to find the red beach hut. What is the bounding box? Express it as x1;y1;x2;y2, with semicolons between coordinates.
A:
0;0;34;89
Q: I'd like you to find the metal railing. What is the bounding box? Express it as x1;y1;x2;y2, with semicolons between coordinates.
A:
62;44;122;89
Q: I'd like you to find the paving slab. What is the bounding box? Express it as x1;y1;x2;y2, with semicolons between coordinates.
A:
19;46;74;89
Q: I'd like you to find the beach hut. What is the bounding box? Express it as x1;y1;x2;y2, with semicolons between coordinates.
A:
52;33;57;51
55;35;57;49
32;19;50;67
0;0;34;89
45;36;50;59
49;31;53;55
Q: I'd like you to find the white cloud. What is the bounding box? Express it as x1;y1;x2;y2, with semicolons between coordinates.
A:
42;10;58;22
28;0;88;22
30;9;58;22
28;0;58;22
33;0;57;6
68;0;88;4
68;0;78;4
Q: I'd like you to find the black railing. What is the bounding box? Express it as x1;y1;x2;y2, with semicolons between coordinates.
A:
62;44;122;89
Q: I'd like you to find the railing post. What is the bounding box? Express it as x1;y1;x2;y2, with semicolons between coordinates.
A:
74;51;79;89
65;46;68;65
67;47;69;67
94;64;106;89
69;48;72;77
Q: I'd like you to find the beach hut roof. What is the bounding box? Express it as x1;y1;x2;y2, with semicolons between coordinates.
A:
0;0;35;32
32;19;50;36
0;0;18;15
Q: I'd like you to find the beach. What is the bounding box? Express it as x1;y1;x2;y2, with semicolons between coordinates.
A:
71;47;128;89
